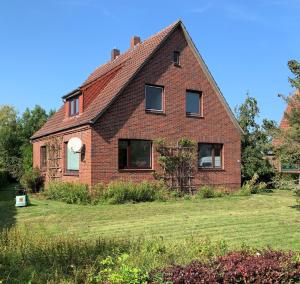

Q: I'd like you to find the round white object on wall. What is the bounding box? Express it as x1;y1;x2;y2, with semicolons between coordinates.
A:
68;137;83;153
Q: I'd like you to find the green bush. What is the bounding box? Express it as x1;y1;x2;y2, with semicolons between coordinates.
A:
45;181;90;204
0;170;9;188
20;168;44;193
196;186;216;199
235;187;251;196
272;174;298;191
90;182;106;204
104;180;167;204
93;253;148;284
44;181;167;205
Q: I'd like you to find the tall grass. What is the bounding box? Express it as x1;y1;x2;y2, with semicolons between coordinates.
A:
0;228;229;283
44;181;92;204
103;180;168;204
44;180;168;205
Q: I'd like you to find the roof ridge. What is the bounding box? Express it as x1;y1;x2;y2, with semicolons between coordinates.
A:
82;20;181;86
30;20;182;140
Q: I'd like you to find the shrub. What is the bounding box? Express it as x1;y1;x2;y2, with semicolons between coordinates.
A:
236;187;252;196
92;253;149;284
196;186;217;199
90;182;106;204
104;180;167;204
215;186;232;196
45;181;90;204
105;181;135;204
242;173;259;194
20;168;44;193
273;174;299;191
150;250;300;283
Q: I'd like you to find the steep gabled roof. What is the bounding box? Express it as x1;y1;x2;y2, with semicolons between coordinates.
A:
31;20;242;140
31;21;179;139
279;90;299;130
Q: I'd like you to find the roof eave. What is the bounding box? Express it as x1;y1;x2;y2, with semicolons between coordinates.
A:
62;88;82;100
30;121;92;141
180;22;244;135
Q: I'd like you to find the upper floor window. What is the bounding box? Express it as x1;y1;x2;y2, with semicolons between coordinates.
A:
145;85;163;112
40;146;47;170
119;139;152;170
69;96;79;117
173;51;180;65
199;143;222;169
186;91;202;116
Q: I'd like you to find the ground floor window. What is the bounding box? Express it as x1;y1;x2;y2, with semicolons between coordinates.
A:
40;146;47;170
118;139;152;169
198;143;223;169
65;143;79;172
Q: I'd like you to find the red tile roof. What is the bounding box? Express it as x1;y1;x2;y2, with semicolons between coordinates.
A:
279;90;299;130
31;20;180;139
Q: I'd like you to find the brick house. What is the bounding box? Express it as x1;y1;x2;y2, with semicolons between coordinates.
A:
272;90;300;174
31;20;242;189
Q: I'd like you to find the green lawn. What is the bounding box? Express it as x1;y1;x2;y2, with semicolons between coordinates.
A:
1;184;299;250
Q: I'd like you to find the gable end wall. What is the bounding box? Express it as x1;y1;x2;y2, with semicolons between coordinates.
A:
91;26;241;188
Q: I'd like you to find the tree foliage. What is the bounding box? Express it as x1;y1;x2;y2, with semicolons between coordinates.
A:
0;105;55;180
235;95;275;183
275;60;300;166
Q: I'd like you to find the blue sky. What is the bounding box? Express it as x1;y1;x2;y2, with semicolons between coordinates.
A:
0;0;299;123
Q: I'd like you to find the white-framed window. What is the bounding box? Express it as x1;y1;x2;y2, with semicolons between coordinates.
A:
145;85;163;112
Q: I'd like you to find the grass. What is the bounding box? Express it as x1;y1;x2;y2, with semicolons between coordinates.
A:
1;184;299;250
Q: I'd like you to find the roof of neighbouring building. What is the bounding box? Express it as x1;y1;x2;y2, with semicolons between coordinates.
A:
279;90;299;130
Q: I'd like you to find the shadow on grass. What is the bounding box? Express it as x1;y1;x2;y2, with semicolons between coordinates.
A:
0;184;17;230
289;204;300;211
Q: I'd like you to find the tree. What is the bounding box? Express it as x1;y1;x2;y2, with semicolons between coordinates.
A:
19;105;51;172
0;106;23;177
235;95;275;183
0;104;55;180
275;60;300;167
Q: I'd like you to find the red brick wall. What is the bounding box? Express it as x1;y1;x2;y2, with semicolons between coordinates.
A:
32;126;92;185
91;26;241;188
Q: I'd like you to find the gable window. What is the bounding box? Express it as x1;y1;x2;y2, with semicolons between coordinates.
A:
173;51;180;65
186;91;201;116
199;143;222;169
65;143;79;173
145;85;163;112
69;96;79;116
119;139;152;169
40;146;47;170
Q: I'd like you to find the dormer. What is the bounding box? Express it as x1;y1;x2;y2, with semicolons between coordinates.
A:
62;89;83;118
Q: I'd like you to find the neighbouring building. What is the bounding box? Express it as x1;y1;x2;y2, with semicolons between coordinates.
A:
31;20;242;189
272;90;300;174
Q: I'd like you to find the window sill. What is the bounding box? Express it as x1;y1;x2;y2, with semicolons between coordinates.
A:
64;171;79;176
145;109;166;115
173;62;181;67
118;169;154;172
186;113;203;118
198;168;224;172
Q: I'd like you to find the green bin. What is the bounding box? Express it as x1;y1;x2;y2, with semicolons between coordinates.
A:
15;189;28;207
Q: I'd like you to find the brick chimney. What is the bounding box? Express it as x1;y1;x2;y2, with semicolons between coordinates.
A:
130;36;141;48
111;48;120;60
